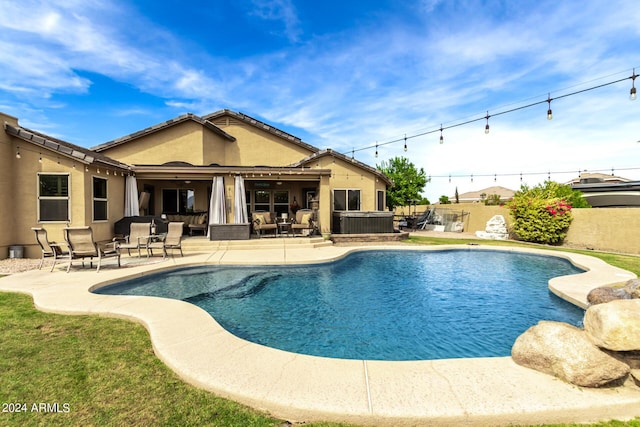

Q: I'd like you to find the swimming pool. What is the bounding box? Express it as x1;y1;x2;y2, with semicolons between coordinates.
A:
95;249;585;361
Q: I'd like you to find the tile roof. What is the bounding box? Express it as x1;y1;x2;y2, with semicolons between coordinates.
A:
91;113;236;152
4;123;129;169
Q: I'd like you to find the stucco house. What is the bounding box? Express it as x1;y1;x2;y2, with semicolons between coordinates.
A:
1;109;391;259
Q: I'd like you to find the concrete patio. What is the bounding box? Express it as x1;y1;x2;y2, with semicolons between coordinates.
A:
0;242;639;426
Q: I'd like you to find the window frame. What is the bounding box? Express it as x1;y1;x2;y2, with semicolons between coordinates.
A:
92;176;108;222
37;173;70;223
333;188;361;211
377;190;386;211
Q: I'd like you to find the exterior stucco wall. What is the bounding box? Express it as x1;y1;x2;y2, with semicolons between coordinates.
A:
215;123;315;166
0;113;19;256
323;156;383;211
1;111;127;259
99;121;228;166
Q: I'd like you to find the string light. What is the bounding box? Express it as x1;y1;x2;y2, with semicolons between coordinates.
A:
403;134;407;152
375;142;378;158
38;153;42;163
16;147;21;159
428;166;640;182
631;68;637;101
345;67;637;158
439;124;443;144
484;111;490;134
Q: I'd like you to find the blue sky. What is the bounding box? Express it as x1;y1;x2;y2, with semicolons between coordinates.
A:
1;0;639;202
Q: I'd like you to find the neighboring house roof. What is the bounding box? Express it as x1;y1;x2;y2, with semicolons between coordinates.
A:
291;148;393;186
566;172;632;185
91;113;236;152
4;123;129;170
204;109;320;154
455;186;515;202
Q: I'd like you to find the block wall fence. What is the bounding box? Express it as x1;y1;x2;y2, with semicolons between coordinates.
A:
396;204;640;255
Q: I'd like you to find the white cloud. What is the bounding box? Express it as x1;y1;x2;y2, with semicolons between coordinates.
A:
249;0;302;43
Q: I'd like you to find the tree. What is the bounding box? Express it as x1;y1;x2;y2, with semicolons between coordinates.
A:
508;181;589;245
377;157;428;210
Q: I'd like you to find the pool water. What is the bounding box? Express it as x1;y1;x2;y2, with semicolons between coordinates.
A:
95;250;585;361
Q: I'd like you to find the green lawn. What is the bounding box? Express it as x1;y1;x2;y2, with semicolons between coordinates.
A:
1;239;639;426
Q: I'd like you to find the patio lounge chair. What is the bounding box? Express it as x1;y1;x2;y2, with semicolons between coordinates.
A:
252;211;277;237
117;222;151;257
63;226;121;273
148;222;184;258
291;209;316;237
31;227;69;272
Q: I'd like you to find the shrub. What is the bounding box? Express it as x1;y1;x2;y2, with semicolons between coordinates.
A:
508;181;585;244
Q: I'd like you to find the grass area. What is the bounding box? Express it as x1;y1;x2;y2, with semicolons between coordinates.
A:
1;239;639;426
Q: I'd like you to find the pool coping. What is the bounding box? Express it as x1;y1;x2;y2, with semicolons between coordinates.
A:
1;244;639;426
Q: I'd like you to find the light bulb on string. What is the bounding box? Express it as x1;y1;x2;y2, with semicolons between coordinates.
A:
630;68;637;101
403;135;407;152
16;147;21;159
439;125;444;144
375;142;378;158
484;111;490;134
546;94;553;120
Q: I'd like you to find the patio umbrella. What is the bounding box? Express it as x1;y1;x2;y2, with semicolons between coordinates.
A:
207;176;226;238
124;175;140;217
233;175;248;224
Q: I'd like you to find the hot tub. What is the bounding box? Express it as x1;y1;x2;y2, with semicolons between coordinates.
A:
332;211;394;234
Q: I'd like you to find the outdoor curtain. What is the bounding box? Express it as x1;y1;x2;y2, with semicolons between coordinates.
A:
124;175;140;217
207;176;226;237
233;175;248;224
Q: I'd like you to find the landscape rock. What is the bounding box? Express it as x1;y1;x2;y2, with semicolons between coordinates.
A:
584;299;640;351
475;215;509;240
625;279;640;299
587;286;631;305
512;321;629;387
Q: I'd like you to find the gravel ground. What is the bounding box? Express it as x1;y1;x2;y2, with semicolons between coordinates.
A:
0;258;49;274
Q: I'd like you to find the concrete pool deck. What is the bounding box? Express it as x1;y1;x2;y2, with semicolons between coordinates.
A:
1;243;639;426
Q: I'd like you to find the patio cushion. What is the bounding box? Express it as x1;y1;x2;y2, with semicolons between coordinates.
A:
254;214;265;225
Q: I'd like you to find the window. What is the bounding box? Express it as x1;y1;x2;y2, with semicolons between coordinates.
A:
93;177;108;221
162;189;194;214
273;190;289;217
38;173;70;222
333;189;361;211
377;190;385;211
254;190;270;212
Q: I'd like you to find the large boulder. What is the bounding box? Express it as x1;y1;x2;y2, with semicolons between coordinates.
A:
587;286;631;305
625;279;640;299
512;321;629;387
584;299;640;351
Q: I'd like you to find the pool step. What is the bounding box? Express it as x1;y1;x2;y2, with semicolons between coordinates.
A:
181;236;333;252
